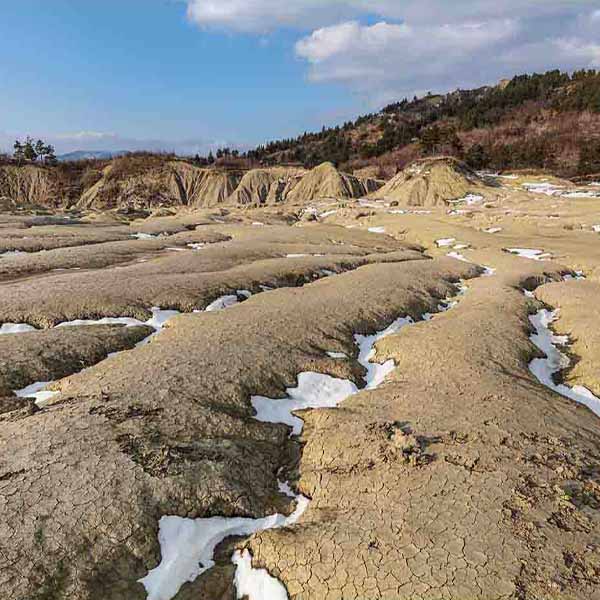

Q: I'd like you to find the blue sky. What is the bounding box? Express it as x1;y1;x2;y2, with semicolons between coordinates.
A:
1;1;599;155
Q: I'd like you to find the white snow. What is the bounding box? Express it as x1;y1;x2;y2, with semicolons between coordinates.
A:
529;309;600;418
355;316;414;389
0;323;37;335
132;233;158;240
522;182;563;196
252;373;358;436
562;190;600;198
15;381;60;407
319;210;338;218
484;227;502;234
327;351;347;359
368;227;386;234
232;550;289;600
436;238;456;247
593;225;600;233
446;251;469;262
187;243;205;250
449;194;483;205
286;254;308;258
205;295;239;312
139;482;309;600
252;222;265;227
237;290;253;299
388;209;407;215
506;248;552;261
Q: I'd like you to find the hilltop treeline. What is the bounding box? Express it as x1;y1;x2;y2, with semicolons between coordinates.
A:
232;69;600;177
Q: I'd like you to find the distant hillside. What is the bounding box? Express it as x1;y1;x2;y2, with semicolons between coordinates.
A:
58;150;125;162
235;69;600;178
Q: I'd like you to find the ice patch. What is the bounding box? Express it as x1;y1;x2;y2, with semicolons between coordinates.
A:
0;323;37;335
522;182;563;196
252;374;358;436
319;210;338;218
140;482;309;600
205;295;240;312
232;550;289;600
449;194;483;205
562;191;600;198
132;233;158;240
529;309;600;418
506;248;552;261
446;251;469;262
15;381;60;407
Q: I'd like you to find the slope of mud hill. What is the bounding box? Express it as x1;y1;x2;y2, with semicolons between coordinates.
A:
286;162;380;204
76;161;242;211
0;258;477;600
249;263;600;600
0;324;152;398
536;280;600;395
372;156;496;206
1;165;599;600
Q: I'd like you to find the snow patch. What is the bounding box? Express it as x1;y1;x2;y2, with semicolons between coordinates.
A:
368;227;386;234
435;238;456;248
529;309;600;418
0;323;37;335
484;227;502;234
15;381;60;407
506;248;552;261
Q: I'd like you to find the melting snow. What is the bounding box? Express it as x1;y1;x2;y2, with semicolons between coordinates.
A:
436;238;456;247
506;248;552;261
0;323;36;335
15;381;60;407
368;227;386;234
529;309;600;418
522;182;563;196
205;295;240;312
132;233;158;240
140;481;309;600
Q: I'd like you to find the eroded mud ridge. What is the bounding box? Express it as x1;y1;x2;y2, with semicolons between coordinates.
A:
1;172;600;600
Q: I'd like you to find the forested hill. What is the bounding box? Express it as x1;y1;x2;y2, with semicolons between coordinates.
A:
238;70;600;178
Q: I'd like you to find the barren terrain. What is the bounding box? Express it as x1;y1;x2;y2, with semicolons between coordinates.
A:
0;159;599;600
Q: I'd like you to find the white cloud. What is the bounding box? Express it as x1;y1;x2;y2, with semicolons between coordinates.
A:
295;10;600;102
185;0;600;32
186;0;361;33
185;1;600;104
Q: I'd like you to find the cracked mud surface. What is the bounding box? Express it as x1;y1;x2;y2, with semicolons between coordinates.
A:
0;183;599;600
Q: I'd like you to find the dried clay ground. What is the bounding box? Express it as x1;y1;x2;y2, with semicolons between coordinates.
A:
0;170;599;600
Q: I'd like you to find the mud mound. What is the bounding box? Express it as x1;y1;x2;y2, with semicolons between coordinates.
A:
373;156;492;206
228;167;305;205
0;165;61;208
171;163;241;208
77;162;241;211
286;162;382;203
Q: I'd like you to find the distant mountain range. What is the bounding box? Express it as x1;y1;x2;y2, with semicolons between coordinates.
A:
57;150;127;162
